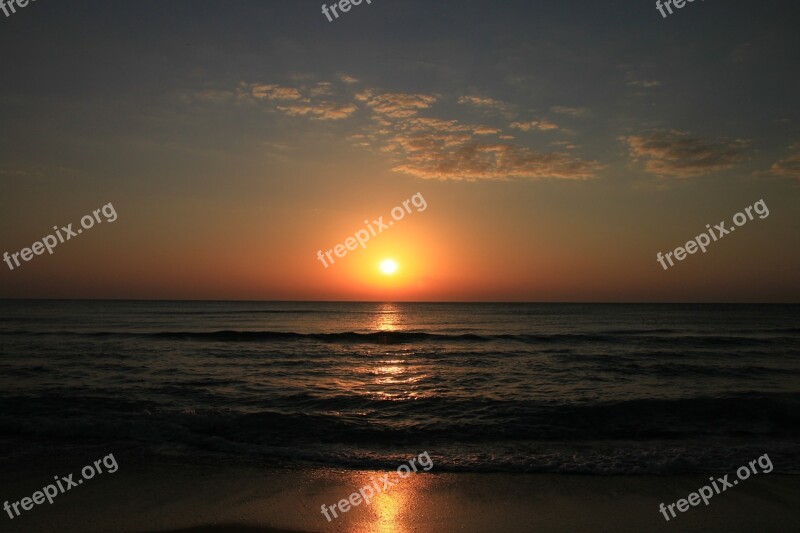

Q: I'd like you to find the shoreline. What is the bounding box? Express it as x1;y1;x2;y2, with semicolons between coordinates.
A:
3;462;798;532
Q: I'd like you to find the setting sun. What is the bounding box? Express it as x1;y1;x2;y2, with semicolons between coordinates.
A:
380;259;398;275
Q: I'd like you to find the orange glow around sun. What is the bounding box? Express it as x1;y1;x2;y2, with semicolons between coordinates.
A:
306;223;458;300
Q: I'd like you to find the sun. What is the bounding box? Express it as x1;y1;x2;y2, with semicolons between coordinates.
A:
379;259;398;275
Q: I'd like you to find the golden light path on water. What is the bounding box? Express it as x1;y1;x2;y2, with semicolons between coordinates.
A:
366;303;411;398
321;302;433;532
372;302;401;332
362;304;428;402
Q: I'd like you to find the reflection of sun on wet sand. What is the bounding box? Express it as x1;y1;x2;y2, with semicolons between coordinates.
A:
352;473;414;533
372;491;403;533
319;454;434;532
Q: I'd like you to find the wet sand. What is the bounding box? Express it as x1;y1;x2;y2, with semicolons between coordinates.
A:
3;462;799;532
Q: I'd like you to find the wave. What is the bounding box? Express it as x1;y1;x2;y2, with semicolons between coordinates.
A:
2;392;798;442
2;392;798;473
2;329;796;346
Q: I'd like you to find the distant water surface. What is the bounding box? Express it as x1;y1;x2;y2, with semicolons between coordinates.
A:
1;301;798;474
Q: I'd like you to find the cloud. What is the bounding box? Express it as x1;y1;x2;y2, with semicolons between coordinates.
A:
384;133;473;153
392;142;603;181
400;117;499;136
622;130;749;178
627;80;661;88
365;92;438;118
511;120;559;132
361;92;599;181
276;101;358;120
458;95;505;108
245;84;303;101
472;125;502;135
234;81;356;120
551;140;577;150
402;117;472;133
760;143;800;180
229;81;598;182
356;93;599;181
339;74;359;84
550;106;587;117
354;90;374;102
457;95;512;115
347;134;372;147
308;82;333;97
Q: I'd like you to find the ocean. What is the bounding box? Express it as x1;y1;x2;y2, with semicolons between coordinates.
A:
1;301;798;475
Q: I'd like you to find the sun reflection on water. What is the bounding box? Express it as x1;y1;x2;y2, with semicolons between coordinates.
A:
371;303;402;332
354;303;430;401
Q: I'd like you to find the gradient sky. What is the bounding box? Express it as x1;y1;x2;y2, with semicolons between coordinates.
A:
1;0;799;302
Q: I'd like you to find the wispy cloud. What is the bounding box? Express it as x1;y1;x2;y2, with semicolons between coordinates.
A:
551;140;577;150
338;74;359;84
457;95;513;116
550;106;587;117
622;130;749;178
214;79;601;182
760;143;800;180
392;143;603;181
401;117;499;136
511;119;559;132
627;80;662;88
367;94;597;180
308;82;334;97
346;134;371;147
232;81;358;120
366;92;438;118
276;101;358;120
354;89;374;102
245;84;303;101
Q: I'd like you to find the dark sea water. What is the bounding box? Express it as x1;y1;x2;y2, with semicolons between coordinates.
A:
1;301;798;475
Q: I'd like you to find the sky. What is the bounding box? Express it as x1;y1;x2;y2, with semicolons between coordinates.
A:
0;0;799;302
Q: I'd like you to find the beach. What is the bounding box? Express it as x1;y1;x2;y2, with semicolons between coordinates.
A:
3;460;800;532
1;301;798;531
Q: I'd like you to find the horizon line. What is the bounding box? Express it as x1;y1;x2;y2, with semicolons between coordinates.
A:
0;298;797;305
